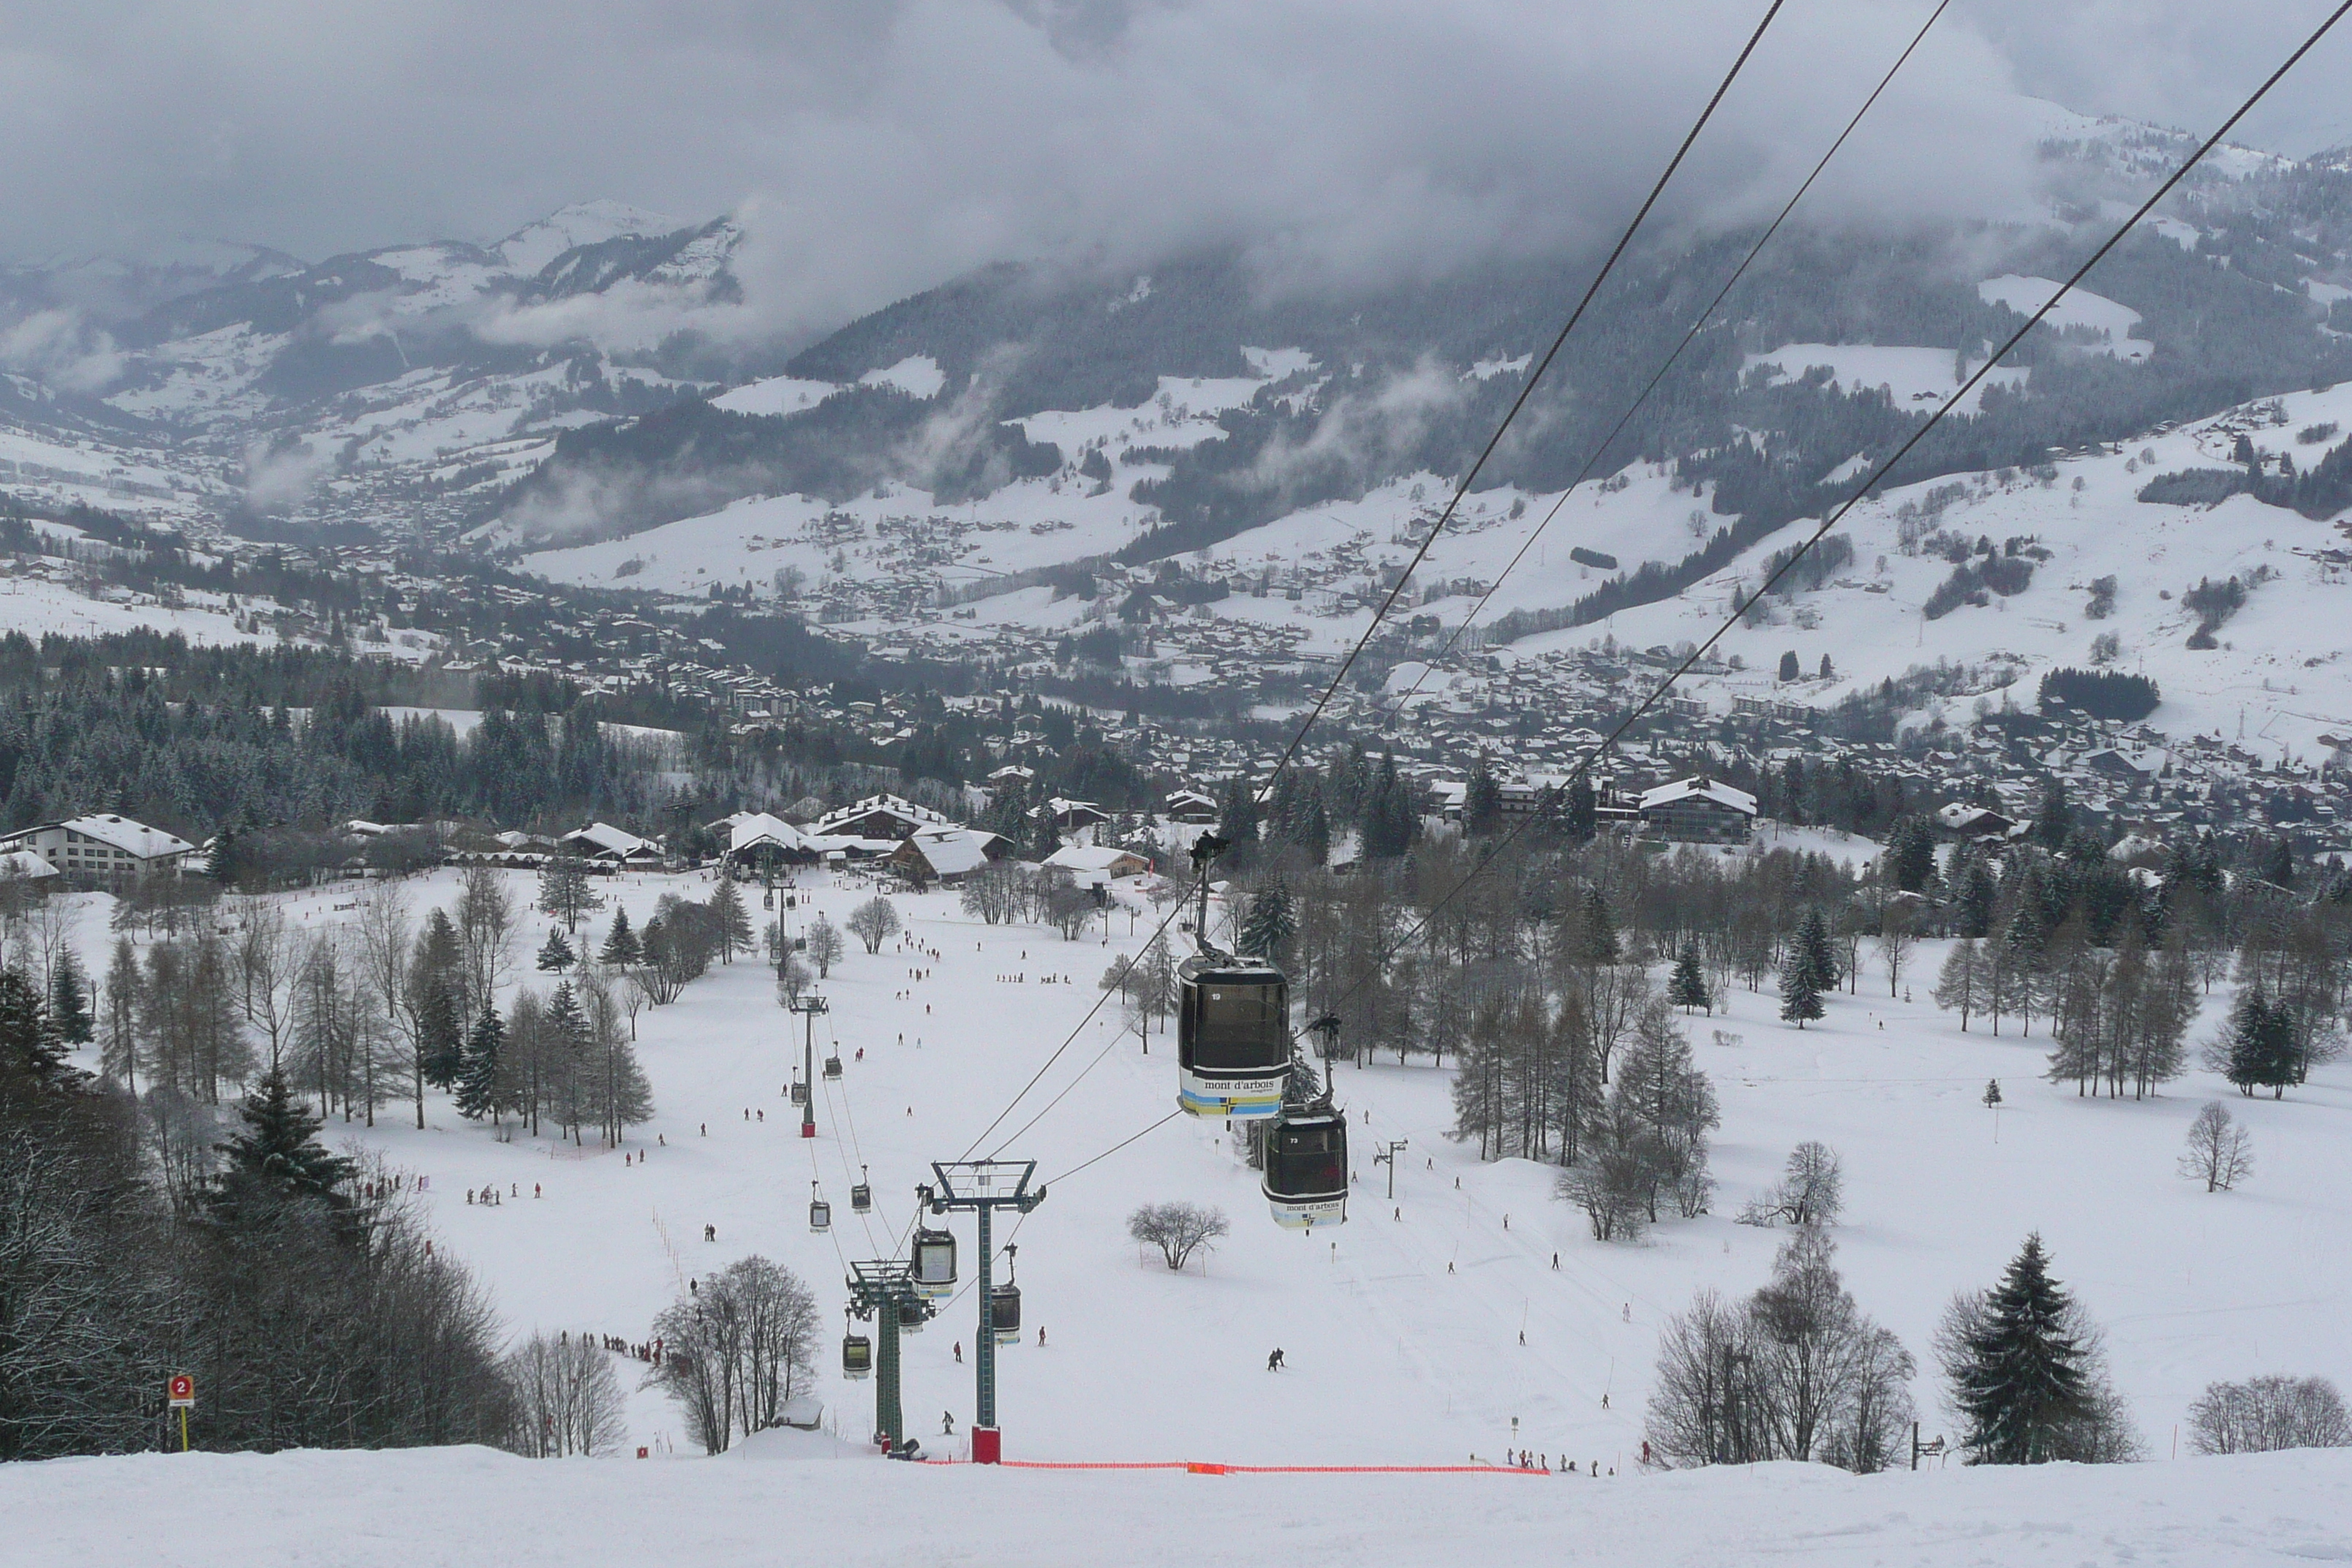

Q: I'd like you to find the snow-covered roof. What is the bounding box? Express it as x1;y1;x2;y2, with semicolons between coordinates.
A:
0;848;59;881
727;813;815;854
59;814;197;859
1044;845;1150;876
809;794;953;835
1635;777;1757;816
564;821;661;859
899;827;1000;878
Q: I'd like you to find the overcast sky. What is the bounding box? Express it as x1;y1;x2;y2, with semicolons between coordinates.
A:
5;1;2350;338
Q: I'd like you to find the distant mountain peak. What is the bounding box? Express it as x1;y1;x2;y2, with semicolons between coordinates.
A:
496;200;685;275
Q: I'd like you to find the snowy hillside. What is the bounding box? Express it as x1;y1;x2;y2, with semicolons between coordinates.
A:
41;858;2352;1485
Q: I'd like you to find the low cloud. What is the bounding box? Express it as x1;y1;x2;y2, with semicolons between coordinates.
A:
4;1;2342;351
0;308;128;395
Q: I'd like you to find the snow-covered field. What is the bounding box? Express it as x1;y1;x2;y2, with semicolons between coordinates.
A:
37;858;2352;1482
12;1441;2350;1567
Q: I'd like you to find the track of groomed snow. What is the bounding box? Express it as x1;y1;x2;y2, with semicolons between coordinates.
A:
10;1439;2351;1567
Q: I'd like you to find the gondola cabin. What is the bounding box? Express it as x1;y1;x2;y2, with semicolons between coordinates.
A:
809;1196;832;1232
1175;954;1291;1120
790;1080;810;1107
897;1299;927;1335
823;1053;843;1079
841;1333;872;1379
1262;1108;1349;1229
990;1282;1022;1346
850;1182;872;1213
911;1226;957;1300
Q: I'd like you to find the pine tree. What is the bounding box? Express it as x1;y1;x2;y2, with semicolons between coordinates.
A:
1668;943;1711;1014
1790;907;1841;995
207;1068;358;1232
708;880;751;963
1778;649;1801;682
1237;881;1299;964
599;906;641;968
48;946;94;1046
1950;1235;2089;1464
205;829;236;885
1575;887;1621;965
537;927;576;972
1564;774;1597;840
0;965;68;1084
1463;765;1502;836
536;845;606;931
2220;990;2296;1099
1779;957;1825;1028
2032;777;2073;849
456;1006;505;1122
412;908;466;1088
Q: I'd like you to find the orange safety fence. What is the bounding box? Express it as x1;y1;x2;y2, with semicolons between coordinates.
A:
920;1459;1553;1475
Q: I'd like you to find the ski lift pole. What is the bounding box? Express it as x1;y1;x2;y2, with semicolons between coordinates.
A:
793;994;827;1139
930;1159;1045;1462
848;1260;927;1453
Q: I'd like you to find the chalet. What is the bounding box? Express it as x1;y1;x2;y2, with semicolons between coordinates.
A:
721;812;821;870
1163;790;1219;825
808;794;954;842
1635;777;1757;845
562;822;665;866
0;814;195;889
1934;803;2021;841
1043;844;1153;887
1041;796;1111;832
886;826;1014;886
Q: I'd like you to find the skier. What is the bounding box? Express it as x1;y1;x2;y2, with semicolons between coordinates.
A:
1267;1348;1285;1371
954;1342;963;1364
943;1411;956;1436
1036;1326;1046;1347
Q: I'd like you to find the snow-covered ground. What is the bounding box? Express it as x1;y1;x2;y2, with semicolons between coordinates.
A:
11;1441;2350;1567
42;858;2352;1488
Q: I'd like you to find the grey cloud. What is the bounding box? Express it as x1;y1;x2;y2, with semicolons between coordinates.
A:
4;1;2339;348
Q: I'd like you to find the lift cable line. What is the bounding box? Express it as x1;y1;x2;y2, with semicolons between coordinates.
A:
1314;0;2352;1020
1378;0;1953;728
946;0;1787;1169
1245;0;1787;806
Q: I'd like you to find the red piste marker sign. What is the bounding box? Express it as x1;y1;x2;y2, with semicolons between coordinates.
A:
167;1374;195;1408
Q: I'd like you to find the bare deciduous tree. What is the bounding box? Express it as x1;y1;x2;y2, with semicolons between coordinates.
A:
2187;1376;2351;1454
2177;1101;2253;1192
1741;1141;1844;1228
804;916;843;978
1127;1202;1229;1271
501;1333;626;1458
1647;1230;1915;1472
845;896;900;954
647;1256;823;1453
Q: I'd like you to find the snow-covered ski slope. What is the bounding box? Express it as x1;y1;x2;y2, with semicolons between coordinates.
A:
12;1441;2351;1567
48;858;2352;1488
